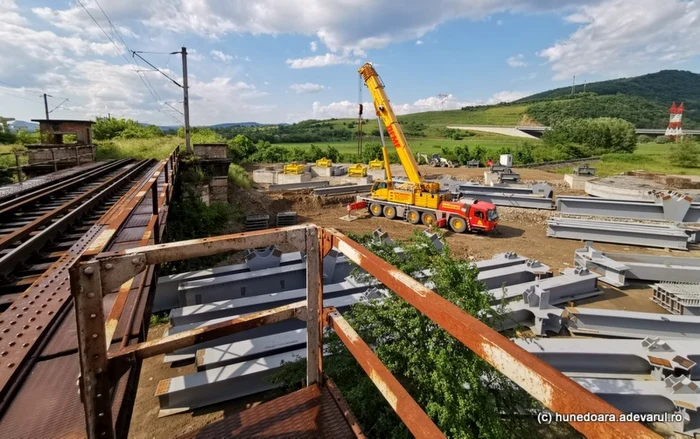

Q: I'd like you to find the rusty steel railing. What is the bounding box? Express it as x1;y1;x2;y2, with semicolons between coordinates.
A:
69;225;659;439
0;145;96;181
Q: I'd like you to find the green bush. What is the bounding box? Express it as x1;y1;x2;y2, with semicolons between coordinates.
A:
543;117;636;155
94;117;164;140
655;135;672;144
453;145;470;165
601;153;649;163
637;134;653;144
669;141;700;167
227;164;252;189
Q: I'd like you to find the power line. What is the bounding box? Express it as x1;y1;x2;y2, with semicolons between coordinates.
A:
77;0;183;125
0;90;43;104
49;98;70;114
132;51;182;88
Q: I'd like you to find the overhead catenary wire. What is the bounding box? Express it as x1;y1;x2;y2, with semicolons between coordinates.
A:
76;0;183;126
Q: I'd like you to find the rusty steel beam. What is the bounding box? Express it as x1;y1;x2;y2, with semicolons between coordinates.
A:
93;226;310;293
306;227;323;385
325;228;659;439
328;311;445;439
108;301;307;361
324;375;366;438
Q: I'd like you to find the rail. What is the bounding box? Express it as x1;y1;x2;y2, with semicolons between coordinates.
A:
0;145;96;181
0;147;179;433
71;224;658;439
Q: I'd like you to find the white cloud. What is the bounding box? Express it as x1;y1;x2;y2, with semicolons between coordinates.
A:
286;52;362;69
539;0;700;80
211;50;233;63
136;0;590;54
306;90;530;120
497;19;504;25
487;90;530;103
507;54;527;67
310;41;318;52
290;82;328;94
415;40;424;45
188;48;204;61
32;5;138;39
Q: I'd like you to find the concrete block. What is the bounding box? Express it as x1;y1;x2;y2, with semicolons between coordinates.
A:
310;166;333;177
252;169;277;184
368;169;387;180
564;174;596;190
276;173;311;184
340;176;373;184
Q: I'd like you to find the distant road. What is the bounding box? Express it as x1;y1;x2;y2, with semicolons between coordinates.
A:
448;125;700;139
446;125;539;139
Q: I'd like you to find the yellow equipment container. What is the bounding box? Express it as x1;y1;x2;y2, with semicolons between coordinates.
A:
315;157;333;168
368;159;384;170
283;162;305;175
348;163;368;177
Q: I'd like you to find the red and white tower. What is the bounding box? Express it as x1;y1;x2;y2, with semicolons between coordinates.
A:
665;102;684;138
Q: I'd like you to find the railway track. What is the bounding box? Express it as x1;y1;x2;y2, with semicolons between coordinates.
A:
0;149;178;438
0;159;152;310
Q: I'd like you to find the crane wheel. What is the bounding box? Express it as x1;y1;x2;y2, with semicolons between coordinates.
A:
383;205;397;219
369;203;383;216
407;210;421;224
421;212;436;225
449;216;468;233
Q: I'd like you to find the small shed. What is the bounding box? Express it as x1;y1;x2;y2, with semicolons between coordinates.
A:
31;119;95;145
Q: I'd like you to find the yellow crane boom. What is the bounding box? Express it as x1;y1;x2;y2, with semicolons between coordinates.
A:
358;62;439;193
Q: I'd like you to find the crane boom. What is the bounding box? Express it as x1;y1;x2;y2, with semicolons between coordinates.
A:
359;63;429;188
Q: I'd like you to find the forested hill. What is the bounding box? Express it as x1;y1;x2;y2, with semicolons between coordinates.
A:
518;70;700;105
516;70;700;127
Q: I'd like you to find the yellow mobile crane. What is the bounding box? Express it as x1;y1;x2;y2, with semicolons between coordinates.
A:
350;63;499;233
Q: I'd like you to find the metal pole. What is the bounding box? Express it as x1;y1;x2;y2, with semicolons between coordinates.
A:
75;146;80;166
152;180;160;245
181;47;192;155
43;93;49;120
14;153;22;182
51;149;57;172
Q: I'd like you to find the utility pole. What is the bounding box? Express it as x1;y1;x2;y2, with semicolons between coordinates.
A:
43;93;49;119
181;46;192;154
571;75;576;95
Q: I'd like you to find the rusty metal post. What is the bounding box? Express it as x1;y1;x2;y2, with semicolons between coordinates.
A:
14;153;21;182
91;145;96;162
50;148;57;172
69;261;115;439
75;146;80;166
164;161;171;202
329;311;445;439
151;179;160;245
305;226;323;385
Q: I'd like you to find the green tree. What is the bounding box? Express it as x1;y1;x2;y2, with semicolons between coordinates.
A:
272;233;537;438
453;145;471;165
361;143;383;162
637;134;653;144
227;134;257;162
543;117;636;156
669;140;700;167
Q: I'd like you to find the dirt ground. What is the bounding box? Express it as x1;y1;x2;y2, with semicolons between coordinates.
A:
129;167;697;438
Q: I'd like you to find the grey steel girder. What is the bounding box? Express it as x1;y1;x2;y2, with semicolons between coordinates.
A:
178;256;351;306
477;260;551;290
573;376;700;435
547;217;690;250
652;283;700;316
169;275;372;326
489;267;600;304
473;252;530;271
565;306;700;339
513;337;700;380
162;290;387;362
196;328;307;370
153;251;303;312
493;286;565;335
556;194;700;223
574;244;700;285
457;190;554;210
157;347;310;417
455;182;554;199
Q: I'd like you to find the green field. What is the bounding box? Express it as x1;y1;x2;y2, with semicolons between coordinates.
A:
398;105;527;127
555;143;700;177
276;132;532;157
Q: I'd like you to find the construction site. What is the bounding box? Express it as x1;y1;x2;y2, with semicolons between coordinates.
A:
0;55;699;439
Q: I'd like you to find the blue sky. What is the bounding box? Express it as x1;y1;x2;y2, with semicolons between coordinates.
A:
2;0;699;125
